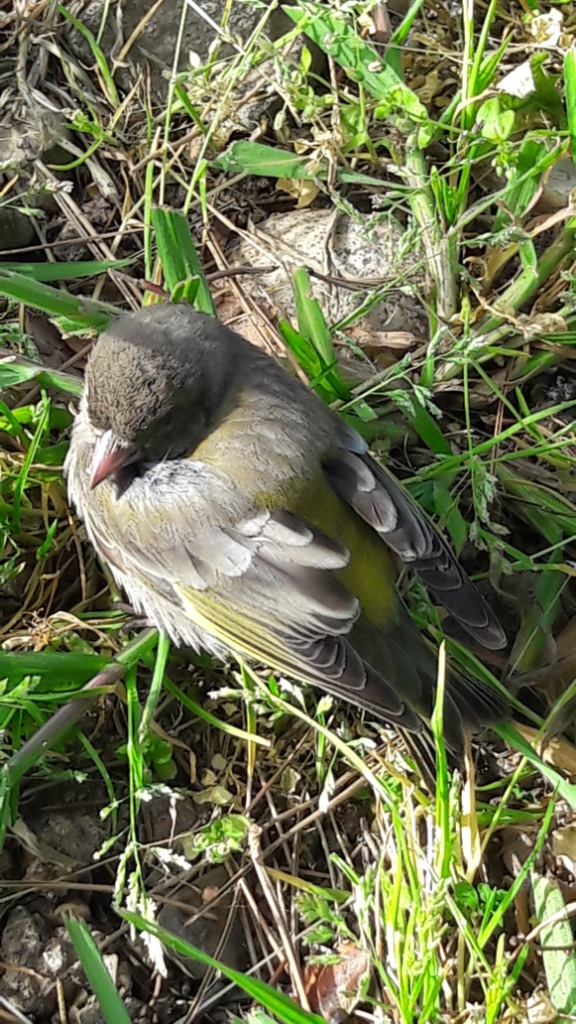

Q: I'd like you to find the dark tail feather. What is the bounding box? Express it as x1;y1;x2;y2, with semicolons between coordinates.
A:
397;728;444;791
448;669;509;732
325;444;507;652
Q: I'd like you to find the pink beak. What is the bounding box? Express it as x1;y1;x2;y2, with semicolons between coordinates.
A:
90;430;135;489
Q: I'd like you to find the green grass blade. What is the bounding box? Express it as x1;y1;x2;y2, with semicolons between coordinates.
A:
0;355;84;396
532;873;576;1014
122;909;326;1024
213;140;390;187
0;269;116;328
57;5;120;108
151;208;214;312
565;46;576;159
0;259;132;281
66;918;132;1024
284;3;427;121
292;268;335;364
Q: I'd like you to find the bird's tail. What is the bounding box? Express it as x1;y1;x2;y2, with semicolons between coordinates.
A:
352;605;509;765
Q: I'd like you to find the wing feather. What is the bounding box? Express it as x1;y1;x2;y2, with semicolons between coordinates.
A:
67;409;505;747
175;581;421;732
325;424;506;651
70;447;422;731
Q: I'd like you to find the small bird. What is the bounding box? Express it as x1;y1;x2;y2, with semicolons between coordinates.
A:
65;303;507;763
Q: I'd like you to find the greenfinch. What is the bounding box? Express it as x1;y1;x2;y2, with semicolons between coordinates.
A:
65;304;507;759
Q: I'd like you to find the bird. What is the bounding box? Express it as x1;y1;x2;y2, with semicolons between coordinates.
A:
65;302;508;769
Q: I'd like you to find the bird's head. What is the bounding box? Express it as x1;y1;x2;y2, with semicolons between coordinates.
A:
84;305;240;489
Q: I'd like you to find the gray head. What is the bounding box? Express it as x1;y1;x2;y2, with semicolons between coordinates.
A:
85;304;244;487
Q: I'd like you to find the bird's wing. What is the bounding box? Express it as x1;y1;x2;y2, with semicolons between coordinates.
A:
324;422;506;651
87;459;423;732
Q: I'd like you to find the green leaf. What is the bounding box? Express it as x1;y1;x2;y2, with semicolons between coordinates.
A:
0;259;132;281
0;356;83;396
454;880;480;913
477;98;515;143
292;268;338;366
66;919;132;1024
284;4;424;112
496;722;576;810
498;464;576;546
0;650;113;687
494;139;552;225
213;141;387;187
284;4;433;146
406;401;451;457
279;315;349;405
565;46;576;158
151;208;215;313
0;269;116;328
432;480;468;553
532;873;576;1013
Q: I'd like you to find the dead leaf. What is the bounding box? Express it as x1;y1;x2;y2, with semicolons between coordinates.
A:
352;326;419;352
191;785;235;806
303;941;370;1023
514;724;576;777
526;989;559;1023
529;9;564;47
277;176;320;208
552;825;576;875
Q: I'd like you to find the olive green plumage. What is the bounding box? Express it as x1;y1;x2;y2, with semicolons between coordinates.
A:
65;303;507;757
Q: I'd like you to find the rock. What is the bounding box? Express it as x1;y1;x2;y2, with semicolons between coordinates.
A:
0;100;71;253
65;0;268;101
158;864;248;980
537;157;576;212
1;905;75;1016
65;2;323;135
228;207;426;333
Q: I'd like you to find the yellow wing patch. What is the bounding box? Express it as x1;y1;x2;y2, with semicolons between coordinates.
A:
175;582;322;686
290;472;398;626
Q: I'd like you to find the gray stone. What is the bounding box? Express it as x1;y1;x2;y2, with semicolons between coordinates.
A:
229;206;426;332
65;0;273;100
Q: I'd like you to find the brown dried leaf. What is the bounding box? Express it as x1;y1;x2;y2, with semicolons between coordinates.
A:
277;176;320;208
304;941;370;1024
351;326;419;352
514;724;576;777
552;825;576;875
